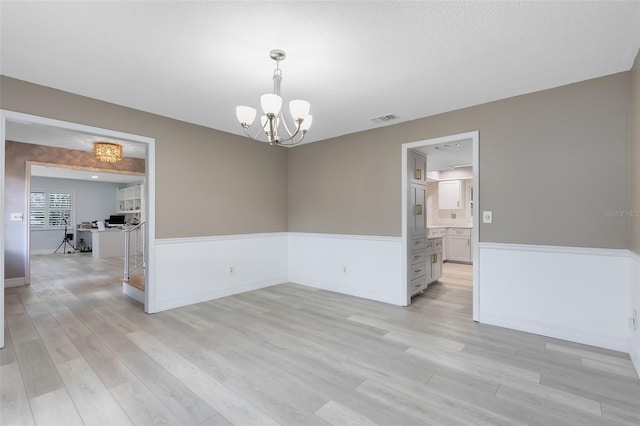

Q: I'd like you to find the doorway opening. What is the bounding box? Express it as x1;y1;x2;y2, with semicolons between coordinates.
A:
401;131;479;321
1;110;157;348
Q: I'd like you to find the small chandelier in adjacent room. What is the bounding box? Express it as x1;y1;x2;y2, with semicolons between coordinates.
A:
93;141;123;163
236;49;312;146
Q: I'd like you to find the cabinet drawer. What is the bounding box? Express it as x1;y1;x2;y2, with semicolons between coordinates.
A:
409;276;426;295
410;262;427;280
410;251;427;265
448;228;471;236
428;228;445;238
410;237;426;250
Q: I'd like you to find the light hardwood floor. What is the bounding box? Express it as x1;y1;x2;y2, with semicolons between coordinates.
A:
2;254;639;425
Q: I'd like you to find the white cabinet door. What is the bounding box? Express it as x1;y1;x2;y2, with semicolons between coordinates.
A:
431;252;442;281
409;185;426;236
447;235;471;262
438;180;462;210
409;150;427;185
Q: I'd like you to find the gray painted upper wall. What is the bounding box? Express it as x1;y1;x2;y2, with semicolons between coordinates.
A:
2;71;632;252
631;50;640;254
1;76;289;241
288;72;630;249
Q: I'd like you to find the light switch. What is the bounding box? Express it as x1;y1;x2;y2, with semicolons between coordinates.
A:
482;211;493;224
10;212;24;221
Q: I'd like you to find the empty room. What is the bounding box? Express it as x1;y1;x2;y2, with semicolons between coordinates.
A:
1;1;640;425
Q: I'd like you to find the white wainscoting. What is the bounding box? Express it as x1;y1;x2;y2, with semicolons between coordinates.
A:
630;251;640;376
288;233;404;305
479;242;631;352
153;233;288;311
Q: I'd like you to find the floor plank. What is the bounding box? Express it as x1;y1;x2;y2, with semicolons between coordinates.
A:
0;362;35;426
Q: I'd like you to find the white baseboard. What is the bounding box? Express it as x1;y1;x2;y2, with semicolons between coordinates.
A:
629;251;640;377
478;243;631;352
154;233;289;312
4;277;25;288
30;249;61;255
288;233;404;305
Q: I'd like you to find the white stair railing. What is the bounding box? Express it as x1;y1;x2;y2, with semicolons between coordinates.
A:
123;221;145;281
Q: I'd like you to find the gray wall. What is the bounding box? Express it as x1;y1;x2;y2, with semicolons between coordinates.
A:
631;50;640;254
288;72;630;249
30;176;123;251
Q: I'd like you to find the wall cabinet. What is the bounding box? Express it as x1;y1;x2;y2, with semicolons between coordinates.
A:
409;150;427;185
438;180;462;210
447;228;471;263
117;185;143;215
407;150;428;298
409;185;426;236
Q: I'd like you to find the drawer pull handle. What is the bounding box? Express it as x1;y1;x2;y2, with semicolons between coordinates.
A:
414;255;420;260
414;241;421;245
415;283;421;288
415;169;423;180
414;269;422;273
415;204;423;215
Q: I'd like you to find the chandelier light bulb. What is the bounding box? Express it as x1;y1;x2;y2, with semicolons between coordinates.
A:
289;100;310;121
300;115;313;132
260;94;282;115
236;106;256;126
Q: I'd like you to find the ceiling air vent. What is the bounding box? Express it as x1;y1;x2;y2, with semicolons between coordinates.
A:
369;113;400;124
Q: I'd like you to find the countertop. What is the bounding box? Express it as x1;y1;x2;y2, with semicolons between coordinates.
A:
427;225;473;229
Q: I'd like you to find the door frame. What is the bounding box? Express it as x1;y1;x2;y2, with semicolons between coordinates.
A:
0;110;157;348
401;131;480;320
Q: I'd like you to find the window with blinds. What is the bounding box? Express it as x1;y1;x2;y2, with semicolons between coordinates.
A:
30;190;73;228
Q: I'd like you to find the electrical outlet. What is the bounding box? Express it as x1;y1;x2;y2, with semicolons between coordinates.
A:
343;266;347;273
482;211;493;224
10;212;23;221
230;266;234;274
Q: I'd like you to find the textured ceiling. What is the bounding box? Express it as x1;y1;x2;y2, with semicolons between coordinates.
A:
1;1;639;145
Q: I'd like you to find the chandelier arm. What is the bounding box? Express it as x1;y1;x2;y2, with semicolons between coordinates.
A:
241;124;267;141
280;112;295;138
274;120;304;144
278;131;306;146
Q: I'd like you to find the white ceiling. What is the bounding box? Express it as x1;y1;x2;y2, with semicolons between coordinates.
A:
418;138;473;172
1;1;639;145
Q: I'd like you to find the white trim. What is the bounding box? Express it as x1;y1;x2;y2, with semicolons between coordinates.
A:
629;250;640;378
401;131;480;318
478;242;632;352
4;277;25;288
156;232;290;245
30;249;60;255
122;282;145;304
155;278;284;312
287;232;402;243
479;242;631;257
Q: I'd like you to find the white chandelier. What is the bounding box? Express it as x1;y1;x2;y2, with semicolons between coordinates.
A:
236;49;312;146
